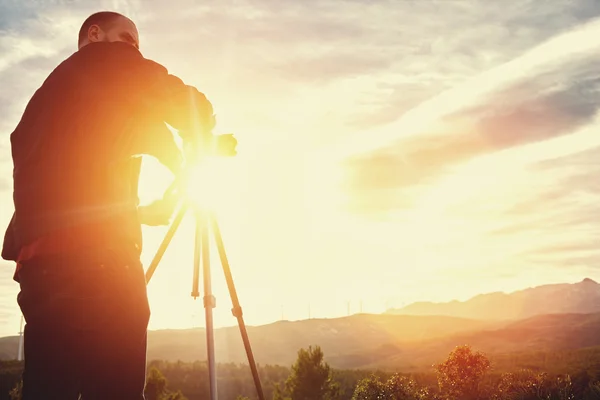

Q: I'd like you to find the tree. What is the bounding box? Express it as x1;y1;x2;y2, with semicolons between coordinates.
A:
279;345;340;400
9;380;22;400
144;366;189;400
163;390;188;400
351;375;386;400
352;373;430;400
145;367;168;400
586;380;600;400
434;345;490;400
384;374;430;400
494;369;575;400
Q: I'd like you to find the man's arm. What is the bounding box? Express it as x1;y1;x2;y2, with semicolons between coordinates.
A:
127;47;217;147
110;43;217;174
126;119;184;176
112;44;230;226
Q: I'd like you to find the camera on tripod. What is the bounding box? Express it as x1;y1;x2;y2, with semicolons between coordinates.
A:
158;132;238;212
145;131;265;400
183;132;238;162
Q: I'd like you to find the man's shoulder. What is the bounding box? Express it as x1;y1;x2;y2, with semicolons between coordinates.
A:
82;42;169;75
78;41;141;56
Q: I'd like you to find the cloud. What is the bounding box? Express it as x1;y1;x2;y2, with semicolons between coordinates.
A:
273;52;393;85
483;143;600;252
0;1;37;32
2;0;598;146
0;313;10;325
0;177;9;192
341;19;600;214
336;0;600;132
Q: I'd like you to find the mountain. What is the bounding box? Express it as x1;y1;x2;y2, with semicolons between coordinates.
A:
3;279;600;372
2;311;599;373
0;337;19;361
145;313;500;367
0;313;500;364
344;311;600;372
386;278;600;321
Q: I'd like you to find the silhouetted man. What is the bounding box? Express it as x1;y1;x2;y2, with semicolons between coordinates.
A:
1;11;234;400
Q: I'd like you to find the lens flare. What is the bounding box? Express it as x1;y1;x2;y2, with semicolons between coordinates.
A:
183;157;229;209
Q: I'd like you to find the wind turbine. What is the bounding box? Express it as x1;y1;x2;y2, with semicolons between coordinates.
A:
17;315;24;361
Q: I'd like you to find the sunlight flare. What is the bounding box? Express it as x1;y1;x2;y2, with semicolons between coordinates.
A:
183;157;232;210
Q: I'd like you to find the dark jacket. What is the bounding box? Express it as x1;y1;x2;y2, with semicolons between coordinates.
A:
2;41;215;261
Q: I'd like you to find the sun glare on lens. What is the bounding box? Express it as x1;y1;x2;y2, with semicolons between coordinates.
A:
184;157;229;209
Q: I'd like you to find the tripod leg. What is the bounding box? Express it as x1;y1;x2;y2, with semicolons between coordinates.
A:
145;203;189;284
199;210;218;400
209;213;266;400
192;207;201;299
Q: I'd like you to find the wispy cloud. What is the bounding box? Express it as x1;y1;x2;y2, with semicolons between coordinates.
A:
342;16;600;214
0;177;9;192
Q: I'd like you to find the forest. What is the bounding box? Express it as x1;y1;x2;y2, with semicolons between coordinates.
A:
2;344;600;399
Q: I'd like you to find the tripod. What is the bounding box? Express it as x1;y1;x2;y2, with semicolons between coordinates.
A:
144;184;265;400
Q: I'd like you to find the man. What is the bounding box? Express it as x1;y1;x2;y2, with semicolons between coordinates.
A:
2;11;235;399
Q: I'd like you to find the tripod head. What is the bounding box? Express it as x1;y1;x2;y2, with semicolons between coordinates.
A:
160;133;238;210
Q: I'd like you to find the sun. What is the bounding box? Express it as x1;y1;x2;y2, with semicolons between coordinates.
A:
137;152;238;212
182;156;233;210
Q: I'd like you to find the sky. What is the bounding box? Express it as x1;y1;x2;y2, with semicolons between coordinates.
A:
2;0;600;338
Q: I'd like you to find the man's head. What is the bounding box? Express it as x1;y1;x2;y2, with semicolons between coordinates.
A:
78;11;140;50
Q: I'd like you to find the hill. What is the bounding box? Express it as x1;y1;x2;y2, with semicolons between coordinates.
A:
2;311;600;374
386;278;600;321
0;337;18;361
0;313;496;364
146;313;500;367
342;311;600;372
146;311;600;371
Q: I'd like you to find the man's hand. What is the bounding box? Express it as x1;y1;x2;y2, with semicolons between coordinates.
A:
215;133;237;157
182;133;237;161
138;196;178;226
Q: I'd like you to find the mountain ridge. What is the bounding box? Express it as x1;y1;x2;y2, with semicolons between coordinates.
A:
1;311;598;372
2;278;599;372
386;277;600;320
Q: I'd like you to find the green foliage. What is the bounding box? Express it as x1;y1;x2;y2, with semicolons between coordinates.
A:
0;361;23;400
586;380;600;399
434;344;491;400
489;346;600;376
331;369;390;399
163;390;188;400
279;345;340;400
144;366;189;400
8;381;21;400
352;373;429;400
145;360;289;400
384;374;430;400
145;366;168;400
351;375;385;400
493;369;576;400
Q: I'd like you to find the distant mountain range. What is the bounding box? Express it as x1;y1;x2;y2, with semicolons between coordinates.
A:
3;311;595;371
1;278;599;372
144;313;501;368
337;312;600;372
386;278;600;320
